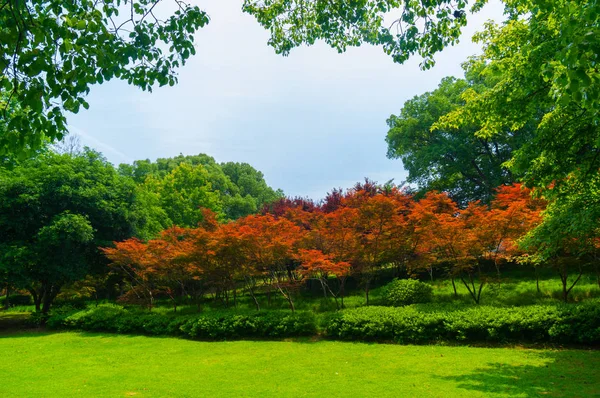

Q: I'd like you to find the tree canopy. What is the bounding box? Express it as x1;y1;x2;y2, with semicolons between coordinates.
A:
242;0;471;69
0;149;144;312
118;154;283;228
386;76;531;205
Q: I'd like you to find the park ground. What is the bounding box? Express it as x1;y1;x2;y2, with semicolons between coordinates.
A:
0;331;598;397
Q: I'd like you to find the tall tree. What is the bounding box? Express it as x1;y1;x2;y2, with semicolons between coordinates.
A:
0;149;144;312
386;77;527;205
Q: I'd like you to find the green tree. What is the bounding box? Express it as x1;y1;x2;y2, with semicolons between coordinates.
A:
119;154;282;225
1;0;209;156
155;162;223;226
0;149;144;312
386;77;529;205
429;2;600;295
221;161;283;215
29;212;94;313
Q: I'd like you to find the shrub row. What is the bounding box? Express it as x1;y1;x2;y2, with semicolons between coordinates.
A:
47;304;316;339
325;302;600;344
46;301;600;344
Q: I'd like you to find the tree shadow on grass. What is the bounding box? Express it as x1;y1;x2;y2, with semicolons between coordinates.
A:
435;350;600;397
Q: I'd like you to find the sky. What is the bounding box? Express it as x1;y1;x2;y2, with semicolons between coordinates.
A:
68;0;505;200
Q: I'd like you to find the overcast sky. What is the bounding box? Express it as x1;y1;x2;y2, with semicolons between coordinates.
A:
68;0;505;200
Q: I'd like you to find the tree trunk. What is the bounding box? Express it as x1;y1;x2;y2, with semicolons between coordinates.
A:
561;271;568;303
245;276;260;311
560;266;583;303
535;267;540;294
41;285;60;314
460;274;483;304
250;289;260;311
320;279;328;299
451;277;458;298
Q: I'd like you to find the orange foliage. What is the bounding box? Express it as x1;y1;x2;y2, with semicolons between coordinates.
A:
102;183;546;309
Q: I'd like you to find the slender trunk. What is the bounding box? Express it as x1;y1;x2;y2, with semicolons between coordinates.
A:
275;281;295;312
249;289;260;311
325;282;340;310
535;267;541;294
564;268;583;303
365;279;370;305
320;279;328;299
561;272;568;303
451;277;458;297
245;276;260;311
429;267;433;282
460;275;480;304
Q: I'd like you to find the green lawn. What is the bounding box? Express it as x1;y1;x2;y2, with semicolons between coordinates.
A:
0;332;598;397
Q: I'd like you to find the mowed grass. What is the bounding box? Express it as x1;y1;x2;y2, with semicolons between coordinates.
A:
0;332;598;397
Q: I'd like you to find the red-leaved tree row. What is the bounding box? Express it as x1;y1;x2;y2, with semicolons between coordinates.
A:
102;183;545;310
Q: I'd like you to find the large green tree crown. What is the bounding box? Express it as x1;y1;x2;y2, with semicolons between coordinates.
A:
386;76;530;205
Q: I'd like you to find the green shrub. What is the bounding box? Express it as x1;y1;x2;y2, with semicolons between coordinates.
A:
47;305;317;340
325;303;600;344
45;301;600;345
325;306;444;343
383;279;433;306
548;301;600;344
180;311;316;339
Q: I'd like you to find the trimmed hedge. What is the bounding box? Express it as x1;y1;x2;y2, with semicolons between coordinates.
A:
325;302;600;344
46;301;600;345
47;304;316;340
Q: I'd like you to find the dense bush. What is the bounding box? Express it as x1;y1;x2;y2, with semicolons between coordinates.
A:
47;304;316;340
324;306;444;343
383;279;433;306
325;301;600;344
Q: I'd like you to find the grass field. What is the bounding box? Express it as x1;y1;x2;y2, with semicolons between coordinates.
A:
0;332;598;397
